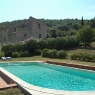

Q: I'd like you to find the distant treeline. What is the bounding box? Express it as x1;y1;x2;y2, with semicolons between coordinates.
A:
39;17;95;37
0;17;95;38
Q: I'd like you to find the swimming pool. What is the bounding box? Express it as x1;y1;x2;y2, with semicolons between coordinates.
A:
0;62;95;91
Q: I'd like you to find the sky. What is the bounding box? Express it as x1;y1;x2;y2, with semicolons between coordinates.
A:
0;0;95;23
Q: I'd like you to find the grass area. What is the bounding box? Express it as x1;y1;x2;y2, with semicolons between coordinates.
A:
0;87;25;95
68;42;95;56
0;55;95;66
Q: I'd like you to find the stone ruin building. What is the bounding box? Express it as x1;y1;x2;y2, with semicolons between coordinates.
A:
0;17;47;44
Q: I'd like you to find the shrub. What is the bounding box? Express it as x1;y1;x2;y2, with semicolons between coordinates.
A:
70;53;78;60
1;43;15;57
12;52;19;58
48;49;57;58
77;52;84;61
84;53;95;62
34;49;41;55
20;51;31;57
90;54;95;62
0;51;5;58
82;52;89;61
15;42;27;52
42;49;49;57
57;50;67;59
71;52;95;62
26;39;38;55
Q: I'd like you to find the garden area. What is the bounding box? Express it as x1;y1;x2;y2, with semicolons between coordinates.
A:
0;41;95;66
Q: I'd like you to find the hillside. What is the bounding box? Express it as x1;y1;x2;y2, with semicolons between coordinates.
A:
0;17;95;38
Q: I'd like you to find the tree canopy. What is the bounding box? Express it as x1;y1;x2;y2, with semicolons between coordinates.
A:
77;25;95;46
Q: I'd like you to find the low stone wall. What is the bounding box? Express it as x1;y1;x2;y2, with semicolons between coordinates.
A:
47;60;95;71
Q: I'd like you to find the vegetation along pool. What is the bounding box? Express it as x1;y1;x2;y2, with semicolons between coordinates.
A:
0;62;95;91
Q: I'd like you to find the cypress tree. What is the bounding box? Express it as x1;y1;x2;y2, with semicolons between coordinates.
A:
81;16;84;26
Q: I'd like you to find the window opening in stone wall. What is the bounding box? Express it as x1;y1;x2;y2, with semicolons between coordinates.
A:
24;34;27;37
14;28;16;32
4;37;6;41
38;24;40;28
39;34;41;38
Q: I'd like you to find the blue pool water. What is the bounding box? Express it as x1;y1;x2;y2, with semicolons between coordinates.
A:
0;62;95;91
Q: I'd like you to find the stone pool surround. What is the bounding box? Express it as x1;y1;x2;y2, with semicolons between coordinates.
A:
47;60;95;71
0;61;95;95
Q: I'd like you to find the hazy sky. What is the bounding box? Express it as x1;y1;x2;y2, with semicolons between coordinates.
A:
0;0;95;23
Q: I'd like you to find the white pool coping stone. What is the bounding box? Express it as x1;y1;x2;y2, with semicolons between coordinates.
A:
0;61;95;95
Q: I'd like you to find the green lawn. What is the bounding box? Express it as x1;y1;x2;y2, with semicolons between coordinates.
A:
0;55;95;66
0;87;25;95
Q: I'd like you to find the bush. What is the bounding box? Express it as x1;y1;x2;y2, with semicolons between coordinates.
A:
1;43;14;57
57;50;67;59
0;51;5;58
15;42;27;52
71;52;95;62
20;51;31;57
77;52;84;61
12;52;19;58
42;49;49;57
84;53;95;62
70;53;78;60
48;49;57;58
90;54;95;62
34;49;41;55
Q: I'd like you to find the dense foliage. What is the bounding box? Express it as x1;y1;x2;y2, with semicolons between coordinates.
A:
57;50;67;59
12;52;19;58
39;17;95;38
39;36;79;50
1;36;79;57
77;25;95;46
42;49;67;59
71;52;95;62
0;51;5;58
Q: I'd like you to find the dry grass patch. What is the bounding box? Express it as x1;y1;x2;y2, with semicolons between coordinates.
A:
0;87;25;95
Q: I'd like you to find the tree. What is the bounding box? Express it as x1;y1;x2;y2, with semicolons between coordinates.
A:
81;16;84;26
90;18;95;28
51;29;57;38
1;43;15;56
72;23;80;30
25;39;38;55
77;25;95;47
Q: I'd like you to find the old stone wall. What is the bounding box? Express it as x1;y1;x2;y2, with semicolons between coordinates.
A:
0;17;47;44
0;28;9;44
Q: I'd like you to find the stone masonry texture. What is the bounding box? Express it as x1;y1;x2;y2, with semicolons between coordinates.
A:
0;17;47;44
